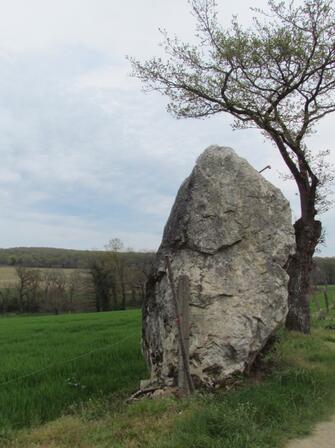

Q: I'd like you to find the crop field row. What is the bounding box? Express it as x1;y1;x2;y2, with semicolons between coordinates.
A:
0;310;146;431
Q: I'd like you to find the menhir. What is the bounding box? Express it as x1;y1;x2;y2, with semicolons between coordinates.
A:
142;146;295;388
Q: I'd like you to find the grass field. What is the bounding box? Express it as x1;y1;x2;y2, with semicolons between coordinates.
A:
310;284;335;312
0;310;146;432
2;292;335;447
4;309;335;448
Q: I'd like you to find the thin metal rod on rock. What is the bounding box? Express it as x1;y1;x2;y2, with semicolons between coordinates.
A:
259;165;271;174
165;255;194;394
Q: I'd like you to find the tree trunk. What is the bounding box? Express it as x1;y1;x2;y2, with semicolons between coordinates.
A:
121;281;126;310
323;284;329;314
286;217;321;334
109;282;116;309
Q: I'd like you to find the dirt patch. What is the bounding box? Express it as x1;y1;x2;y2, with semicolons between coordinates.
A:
287;415;335;448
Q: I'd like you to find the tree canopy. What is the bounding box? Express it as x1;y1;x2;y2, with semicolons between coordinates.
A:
131;0;334;213
130;0;335;333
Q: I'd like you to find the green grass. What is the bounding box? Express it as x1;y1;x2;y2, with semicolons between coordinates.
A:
310;284;335;312
0;310;146;432
3;305;335;447
156;333;335;448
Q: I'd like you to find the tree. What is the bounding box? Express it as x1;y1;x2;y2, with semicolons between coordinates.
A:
67;269;86;312
313;257;335;284
89;257;116;311
0;283;14;314
131;252;155;303
105;238;128;310
43;270;66;314
130;0;335;333
126;257;151;306
15;266;42;312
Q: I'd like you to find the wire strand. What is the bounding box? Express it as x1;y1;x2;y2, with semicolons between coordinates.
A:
0;331;139;387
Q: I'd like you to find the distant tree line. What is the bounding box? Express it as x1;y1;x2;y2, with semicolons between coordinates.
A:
0;247;96;268
0;267;90;314
88;238;153;312
0;246;155;269
0;241;154;315
0;245;333;316
312;258;335;285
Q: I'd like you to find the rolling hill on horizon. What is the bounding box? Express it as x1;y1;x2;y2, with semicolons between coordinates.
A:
0;246;154;269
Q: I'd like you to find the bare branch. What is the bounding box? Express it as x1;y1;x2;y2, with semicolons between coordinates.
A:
129;0;335;220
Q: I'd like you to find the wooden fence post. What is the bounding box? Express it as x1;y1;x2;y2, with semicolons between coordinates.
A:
165;256;194;395
315;288;326;320
324;283;329;314
315;291;321;313
177;275;191;394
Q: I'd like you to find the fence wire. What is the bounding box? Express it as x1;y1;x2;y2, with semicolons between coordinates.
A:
0;331;138;387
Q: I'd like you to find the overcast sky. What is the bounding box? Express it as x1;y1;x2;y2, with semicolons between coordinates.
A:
0;0;334;255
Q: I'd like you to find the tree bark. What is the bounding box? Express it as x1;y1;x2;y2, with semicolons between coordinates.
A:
121;280;126;310
286;217;322;334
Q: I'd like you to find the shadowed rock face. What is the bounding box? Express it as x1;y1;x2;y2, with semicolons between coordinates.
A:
142;146;295;388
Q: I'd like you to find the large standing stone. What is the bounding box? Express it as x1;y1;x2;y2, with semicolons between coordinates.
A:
143;146;295;388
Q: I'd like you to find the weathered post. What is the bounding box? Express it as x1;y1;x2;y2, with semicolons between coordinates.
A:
315;287;326;320
324;283;330;314
177;275;191;394
165;256;194;395
315;290;321;313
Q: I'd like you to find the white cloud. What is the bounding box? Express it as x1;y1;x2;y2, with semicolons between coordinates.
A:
0;0;333;254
